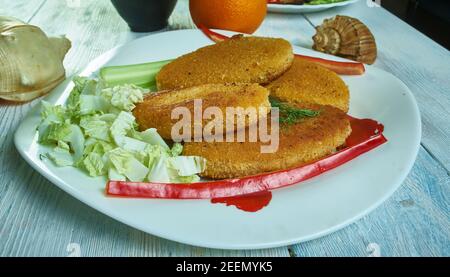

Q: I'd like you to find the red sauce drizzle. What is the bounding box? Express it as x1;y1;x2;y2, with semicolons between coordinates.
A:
211;191;272;212
346;116;384;147
210;116;384;213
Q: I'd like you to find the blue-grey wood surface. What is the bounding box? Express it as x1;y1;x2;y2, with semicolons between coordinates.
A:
0;0;449;257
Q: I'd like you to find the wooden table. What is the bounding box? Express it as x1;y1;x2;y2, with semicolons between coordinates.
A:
0;0;449;257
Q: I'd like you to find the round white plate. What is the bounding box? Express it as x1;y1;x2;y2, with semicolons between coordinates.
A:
15;29;421;250
268;0;360;14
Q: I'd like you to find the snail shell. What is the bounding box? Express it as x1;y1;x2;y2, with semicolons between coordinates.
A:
0;16;71;102
312;15;377;65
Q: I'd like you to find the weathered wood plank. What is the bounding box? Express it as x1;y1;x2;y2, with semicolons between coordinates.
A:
301;1;450;171
290;147;450;257
0;0;46;22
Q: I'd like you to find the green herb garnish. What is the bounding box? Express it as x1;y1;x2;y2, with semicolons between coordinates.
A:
269;97;320;125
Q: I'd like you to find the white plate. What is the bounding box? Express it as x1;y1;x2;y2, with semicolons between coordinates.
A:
15;29;421;250
268;0;360;14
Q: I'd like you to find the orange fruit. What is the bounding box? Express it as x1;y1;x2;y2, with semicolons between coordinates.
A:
189;0;267;34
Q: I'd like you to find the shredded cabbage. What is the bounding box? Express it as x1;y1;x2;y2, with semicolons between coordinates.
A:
37;76;205;183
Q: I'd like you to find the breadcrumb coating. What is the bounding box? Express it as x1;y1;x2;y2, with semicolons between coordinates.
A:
267;57;350;112
156;36;294;90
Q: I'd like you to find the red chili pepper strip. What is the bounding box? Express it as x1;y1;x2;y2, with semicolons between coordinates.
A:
106;133;387;199
295;54;366;75
198;26;366;75
197;24;228;43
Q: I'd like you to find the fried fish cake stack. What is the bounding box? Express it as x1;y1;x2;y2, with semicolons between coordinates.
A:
156;36;294;90
133;35;353;179
183;103;351;179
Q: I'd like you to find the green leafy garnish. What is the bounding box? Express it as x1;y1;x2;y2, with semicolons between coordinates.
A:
269;97;320;125
37;73;205;183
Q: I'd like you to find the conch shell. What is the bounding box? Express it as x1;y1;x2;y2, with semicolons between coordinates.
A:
312;15;377;65
0;16;71;102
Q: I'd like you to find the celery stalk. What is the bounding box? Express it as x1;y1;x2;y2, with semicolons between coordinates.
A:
99;60;173;89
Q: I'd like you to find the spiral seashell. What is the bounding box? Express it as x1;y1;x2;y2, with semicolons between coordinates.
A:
312;15;377;65
0;16;71;102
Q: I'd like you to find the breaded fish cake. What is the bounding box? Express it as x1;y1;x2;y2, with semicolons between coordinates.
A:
156;36;294;90
267;57;350;112
133;83;270;140
183;103;351;179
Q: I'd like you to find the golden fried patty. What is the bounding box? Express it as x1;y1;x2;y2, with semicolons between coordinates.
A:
156;36;294;90
133;83;270;140
267;57;350;112
183;103;351;179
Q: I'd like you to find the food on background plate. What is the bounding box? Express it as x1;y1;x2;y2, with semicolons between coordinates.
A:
133;83;270;139
267;0;349;5
313;15;377;65
156;36;294;90
189;0;267;34
0;16;71;102
184;102;351;179
267;0;311;4
267;57;350;112
306;0;349;4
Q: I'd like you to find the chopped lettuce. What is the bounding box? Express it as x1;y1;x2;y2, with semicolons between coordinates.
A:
137;144;170;168
139;128;169;148
83;140;114;156
46;141;74;167
110;111;136;144
39;121;72;144
80;115;113;142
68;124;85;161
41;101;67;123
82;152;106;177
80;78;100;95
147;157;171;183
37;76;205;183
108;168;126;181
118;136;148;152
168;156;206;177
170;143;183;157
73;76;89;90
79;95;109;115
101;84;146;111
108;148;149;182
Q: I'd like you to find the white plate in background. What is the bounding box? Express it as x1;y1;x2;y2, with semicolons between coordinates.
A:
268;0;360;14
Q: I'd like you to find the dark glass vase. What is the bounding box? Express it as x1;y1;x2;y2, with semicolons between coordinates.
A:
111;0;178;32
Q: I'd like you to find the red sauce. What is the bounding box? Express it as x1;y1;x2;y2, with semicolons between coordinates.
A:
346;116;384;147
211;191;272;212
210;116;384;213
